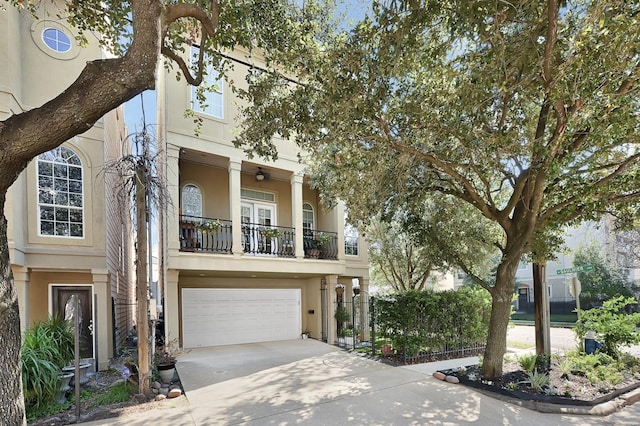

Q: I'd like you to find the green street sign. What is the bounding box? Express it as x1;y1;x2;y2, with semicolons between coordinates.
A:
556;265;593;275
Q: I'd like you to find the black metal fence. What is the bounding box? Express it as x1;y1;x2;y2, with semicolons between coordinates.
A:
334;293;371;350
334;295;487;365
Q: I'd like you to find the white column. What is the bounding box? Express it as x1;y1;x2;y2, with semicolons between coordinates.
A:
359;277;370;341
165;269;180;347
326;274;338;344
13;266;29;332
291;173;304;259
92;269;111;371
336;201;346;261
166;145;181;252
228;160;243;257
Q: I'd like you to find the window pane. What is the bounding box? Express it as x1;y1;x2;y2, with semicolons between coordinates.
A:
69;209;83;222
39;190;53;204
40;206;54;221
56;193;69;206
70;223;83;237
69;167;82;180
69;180;82;193
40;176;53;189
38;162;53;176
54;178;69;192
69;194;83;207
55;208;69;221
41;221;54;235
54;164;68;178
55;222;69;236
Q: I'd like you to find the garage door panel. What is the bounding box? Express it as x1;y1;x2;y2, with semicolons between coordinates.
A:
182;288;301;348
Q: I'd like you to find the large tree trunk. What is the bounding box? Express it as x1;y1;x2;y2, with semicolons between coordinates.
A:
481;259;519;378
0;204;26;425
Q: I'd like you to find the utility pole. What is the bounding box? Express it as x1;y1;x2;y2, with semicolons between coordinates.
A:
135;154;150;396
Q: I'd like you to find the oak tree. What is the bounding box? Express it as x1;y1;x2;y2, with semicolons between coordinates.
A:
235;0;640;377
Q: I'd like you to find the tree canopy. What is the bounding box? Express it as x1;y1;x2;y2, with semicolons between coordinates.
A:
235;0;640;377
574;241;635;306
367;197;500;292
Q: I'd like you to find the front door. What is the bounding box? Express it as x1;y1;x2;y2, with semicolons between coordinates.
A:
52;286;94;359
518;287;529;311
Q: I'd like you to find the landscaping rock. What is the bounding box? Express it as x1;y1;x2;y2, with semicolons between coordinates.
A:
159;387;169;396
445;375;460;384
168;388;182;398
433;371;446;381
152;381;162;389
155;394;167;401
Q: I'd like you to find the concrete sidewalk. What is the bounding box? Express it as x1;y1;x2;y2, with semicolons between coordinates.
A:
84;338;640;425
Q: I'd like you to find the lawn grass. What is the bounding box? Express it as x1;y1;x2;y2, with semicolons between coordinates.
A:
507;340;533;349
511;312;577;326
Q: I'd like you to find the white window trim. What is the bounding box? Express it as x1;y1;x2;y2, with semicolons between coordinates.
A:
303;202;315;232
36;146;85;239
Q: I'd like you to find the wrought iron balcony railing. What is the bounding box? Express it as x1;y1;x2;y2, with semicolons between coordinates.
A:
303;230;338;260
241;223;296;257
179;215;232;253
178;215;338;260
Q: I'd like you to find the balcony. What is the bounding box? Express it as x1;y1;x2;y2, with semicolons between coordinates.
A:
178;215;338;260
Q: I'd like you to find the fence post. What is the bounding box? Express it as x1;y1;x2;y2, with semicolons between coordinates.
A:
370;296;375;357
352;295;357;350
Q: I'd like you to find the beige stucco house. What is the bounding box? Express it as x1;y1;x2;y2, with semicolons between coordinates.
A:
157;46;370;349
1;2;370;365
1;5;135;370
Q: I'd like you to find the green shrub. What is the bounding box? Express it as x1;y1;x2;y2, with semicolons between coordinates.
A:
334;305;351;324
574;296;640;358
522;369;549;392
518;354;537;373
21;316;75;410
21;346;61;409
374;286;491;356
569;352;615;375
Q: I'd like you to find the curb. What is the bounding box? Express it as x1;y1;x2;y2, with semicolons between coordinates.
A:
470;384;640;416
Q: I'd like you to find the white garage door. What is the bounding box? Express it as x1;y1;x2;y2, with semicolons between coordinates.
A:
181;288;302;348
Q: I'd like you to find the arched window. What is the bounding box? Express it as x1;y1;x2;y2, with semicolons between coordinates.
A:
37;146;84;237
182;184;202;219
303;203;314;235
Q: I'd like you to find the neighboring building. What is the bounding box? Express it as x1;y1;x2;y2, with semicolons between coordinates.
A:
157;46;370;348
454;220;626;311
1;4;135;370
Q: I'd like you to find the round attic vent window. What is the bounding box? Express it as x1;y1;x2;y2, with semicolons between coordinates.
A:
42;27;72;53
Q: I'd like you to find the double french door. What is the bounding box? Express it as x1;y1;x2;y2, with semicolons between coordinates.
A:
241;202;277;254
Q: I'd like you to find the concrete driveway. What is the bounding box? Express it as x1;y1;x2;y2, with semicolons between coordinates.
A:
86;335;640;425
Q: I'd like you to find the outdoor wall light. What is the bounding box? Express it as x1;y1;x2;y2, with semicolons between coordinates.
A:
255;168;265;181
